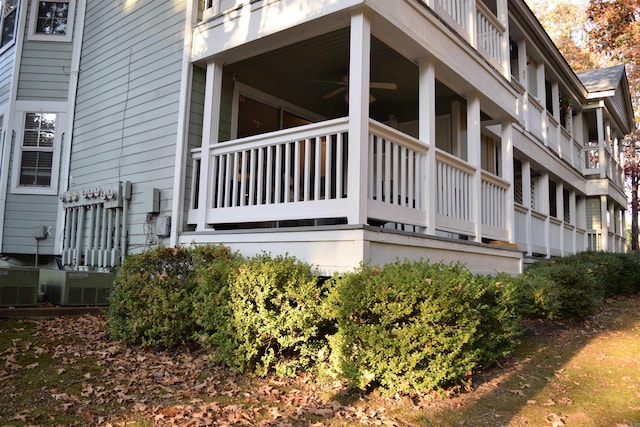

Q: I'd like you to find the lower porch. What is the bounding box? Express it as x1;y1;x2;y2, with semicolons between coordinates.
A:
178;224;523;276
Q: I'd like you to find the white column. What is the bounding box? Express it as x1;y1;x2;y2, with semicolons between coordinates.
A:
556;181;564;255
569;189;576;254
196;61;223;231
419;57;436;235
522;160;532;256
540;172;550;257
596;106;606;179
466;93;482;242
501;120;514;243
346;11;371;225
600;195;609;251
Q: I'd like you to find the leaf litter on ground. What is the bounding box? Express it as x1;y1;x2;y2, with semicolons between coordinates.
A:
1;294;640;426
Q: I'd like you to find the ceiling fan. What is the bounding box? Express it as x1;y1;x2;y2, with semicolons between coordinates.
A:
314;75;397;102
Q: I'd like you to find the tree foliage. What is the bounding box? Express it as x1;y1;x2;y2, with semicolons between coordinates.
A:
587;0;640;117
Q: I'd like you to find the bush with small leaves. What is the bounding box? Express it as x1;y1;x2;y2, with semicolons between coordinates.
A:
523;260;599;319
191;245;245;344
323;260;521;395
107;246;197;347
209;253;331;377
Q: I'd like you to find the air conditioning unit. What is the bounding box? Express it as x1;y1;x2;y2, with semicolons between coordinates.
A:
0;268;40;307
39;270;115;306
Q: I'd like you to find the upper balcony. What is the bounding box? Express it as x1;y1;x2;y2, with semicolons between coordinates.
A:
199;0;510;77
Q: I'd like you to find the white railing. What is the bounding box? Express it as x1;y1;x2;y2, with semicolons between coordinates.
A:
527;95;544;140
546;113;559;154
583;142;600;173
476;1;505;68
563;223;574;255
549;217;562;255
198;118;350;225
586;231;603;251
531;211;547;254
435;149;475;235
367;121;428;228
559;127;572;164
573;139;585;171
481;171;509;240
514;204;528;249
433;0;470;35
575;227;586;253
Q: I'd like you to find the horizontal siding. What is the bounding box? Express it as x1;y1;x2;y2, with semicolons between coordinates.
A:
183;65;205;226
0;43;17;106
2;194;59;255
17;2;73;102
70;0;186;252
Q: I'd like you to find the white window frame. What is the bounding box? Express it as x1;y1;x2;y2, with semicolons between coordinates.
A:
10;101;66;195
0;0;19;54
28;0;75;42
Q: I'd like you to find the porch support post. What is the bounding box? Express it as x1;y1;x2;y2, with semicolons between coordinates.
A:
501;120;514;243
600;195;609;251
466;93;482;243
556;181;564;255
540;172;550;257
522;160;532;256
196;61;223;231
551;82;560;152
577;195;586;250
419;57;436;235
569;189;576;254
596;106;606;179
347;11;371;225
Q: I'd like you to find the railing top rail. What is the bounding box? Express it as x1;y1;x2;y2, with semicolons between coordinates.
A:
514;203;528;213
531;210;547;220
435;148;476;174
208;117;349;152
480;170;509;189
368;119;430;153
476;1;505;32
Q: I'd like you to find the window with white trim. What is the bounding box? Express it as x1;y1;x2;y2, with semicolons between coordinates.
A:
19;112;57;187
28;0;75;42
0;0;18;50
11;105;65;195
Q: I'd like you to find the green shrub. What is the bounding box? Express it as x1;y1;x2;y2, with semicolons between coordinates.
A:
107;244;240;348
523;260;599;319
508;271;562;319
323;261;521;395
106;246;197;347
191;245;245;344
209;253;330;377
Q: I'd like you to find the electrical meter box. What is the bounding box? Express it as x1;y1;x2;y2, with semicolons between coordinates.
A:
0;268;40;307
39;270;115;306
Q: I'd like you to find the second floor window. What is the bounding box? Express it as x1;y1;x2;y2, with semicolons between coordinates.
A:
29;1;74;41
0;0;18;50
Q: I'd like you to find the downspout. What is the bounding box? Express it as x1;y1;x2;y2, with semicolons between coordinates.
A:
55;0;87;254
169;0;198;247
0;2;29;252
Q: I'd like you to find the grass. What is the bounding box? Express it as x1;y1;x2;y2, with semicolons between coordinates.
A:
1;295;640;426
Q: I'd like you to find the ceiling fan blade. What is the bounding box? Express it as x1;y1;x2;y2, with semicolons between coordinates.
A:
313;80;348;86
370;82;397;90
322;86;347;99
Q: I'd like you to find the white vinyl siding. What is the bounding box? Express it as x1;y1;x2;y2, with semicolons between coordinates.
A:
70;0;185;251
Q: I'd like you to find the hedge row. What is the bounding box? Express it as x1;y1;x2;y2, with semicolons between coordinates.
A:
106;246;640;395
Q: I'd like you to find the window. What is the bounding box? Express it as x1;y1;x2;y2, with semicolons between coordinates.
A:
0;0;18;50
19;112;57;187
29;0;75;41
11;105;66;195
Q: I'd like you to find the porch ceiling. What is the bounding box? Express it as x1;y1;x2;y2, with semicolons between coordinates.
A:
222;28;458;123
